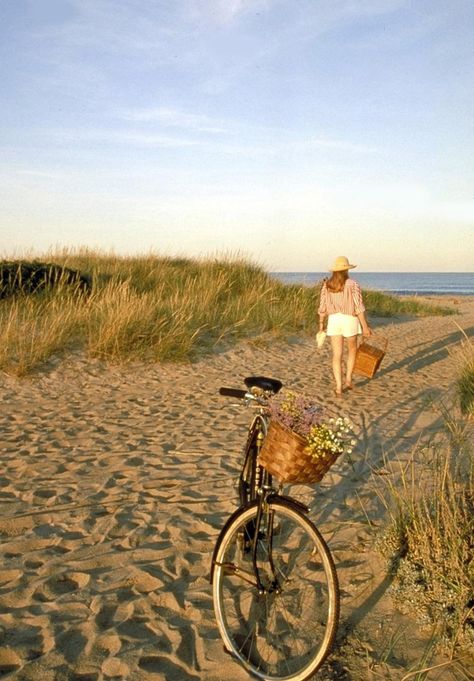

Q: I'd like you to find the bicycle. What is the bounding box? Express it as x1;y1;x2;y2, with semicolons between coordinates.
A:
210;375;340;681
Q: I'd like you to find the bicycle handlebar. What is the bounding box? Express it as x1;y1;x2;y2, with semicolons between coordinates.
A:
219;387;248;399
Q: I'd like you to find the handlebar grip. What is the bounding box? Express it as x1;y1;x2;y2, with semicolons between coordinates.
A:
219;387;248;399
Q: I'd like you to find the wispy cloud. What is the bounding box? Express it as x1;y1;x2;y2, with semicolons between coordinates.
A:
303;138;378;154
120;108;230;134
117;106;378;154
106;131;202;148
183;0;281;26
16;169;67;180
26;0;188;61
47;128;203;149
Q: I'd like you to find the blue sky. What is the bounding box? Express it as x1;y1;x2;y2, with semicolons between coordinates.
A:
1;0;473;271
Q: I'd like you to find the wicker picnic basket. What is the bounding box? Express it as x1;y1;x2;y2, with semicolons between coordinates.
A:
353;335;388;379
258;420;341;484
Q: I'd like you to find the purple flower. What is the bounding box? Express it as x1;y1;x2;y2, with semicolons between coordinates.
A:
268;391;324;438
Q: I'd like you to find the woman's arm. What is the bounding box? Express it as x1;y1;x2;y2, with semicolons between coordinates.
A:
352;280;372;335
357;310;372;336
318;282;327;330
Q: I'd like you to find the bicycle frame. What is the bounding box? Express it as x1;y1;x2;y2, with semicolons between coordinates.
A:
210;493;310;587
239;411;268;506
212;384;283;589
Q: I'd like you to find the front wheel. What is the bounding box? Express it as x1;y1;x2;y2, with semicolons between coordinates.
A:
212;499;339;681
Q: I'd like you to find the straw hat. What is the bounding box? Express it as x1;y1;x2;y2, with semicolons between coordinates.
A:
330;256;356;272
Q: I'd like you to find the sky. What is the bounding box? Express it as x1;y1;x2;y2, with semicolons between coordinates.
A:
1;0;473;272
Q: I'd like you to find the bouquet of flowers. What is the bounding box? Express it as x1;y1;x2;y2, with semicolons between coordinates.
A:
268;390;325;439
264;390;355;479
305;417;355;462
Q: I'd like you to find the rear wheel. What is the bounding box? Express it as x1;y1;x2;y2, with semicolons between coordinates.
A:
212;499;339;681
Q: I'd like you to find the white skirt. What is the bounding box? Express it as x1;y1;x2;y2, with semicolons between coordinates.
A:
326;313;362;338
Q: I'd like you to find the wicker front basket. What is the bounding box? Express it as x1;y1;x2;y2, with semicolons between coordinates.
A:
258;421;341;484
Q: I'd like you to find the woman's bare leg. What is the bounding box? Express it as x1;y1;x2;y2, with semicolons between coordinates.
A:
345;335;358;387
330;335;344;394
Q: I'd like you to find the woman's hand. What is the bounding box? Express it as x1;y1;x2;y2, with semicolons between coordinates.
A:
358;312;372;337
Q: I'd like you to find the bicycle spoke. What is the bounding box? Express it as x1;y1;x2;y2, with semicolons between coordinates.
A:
217;561;259;587
213;500;339;680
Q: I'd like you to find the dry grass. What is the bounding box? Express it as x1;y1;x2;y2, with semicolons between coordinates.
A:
0;249;454;375
374;405;474;653
0;292;87;376
452;330;474;416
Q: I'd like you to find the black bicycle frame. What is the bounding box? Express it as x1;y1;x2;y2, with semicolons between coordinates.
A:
239;413;266;506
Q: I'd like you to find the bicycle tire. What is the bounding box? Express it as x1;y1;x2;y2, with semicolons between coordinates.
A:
212;498;339;681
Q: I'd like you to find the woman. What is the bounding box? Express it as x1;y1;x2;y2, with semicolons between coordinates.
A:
318;256;372;397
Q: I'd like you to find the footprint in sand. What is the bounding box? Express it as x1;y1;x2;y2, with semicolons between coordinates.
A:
94;602;118;630
55;627;88;664
0;569;22;586
126;456;144;466
44;535;72;553
138;655;200;681
101;657;129;678
35;571;90;601
70;666;100;681
0;489;16;500
33;488;57;500
98;632;121;652
0;516;35;538
0;647;22;674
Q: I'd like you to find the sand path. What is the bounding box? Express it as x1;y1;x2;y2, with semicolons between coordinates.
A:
0;298;473;680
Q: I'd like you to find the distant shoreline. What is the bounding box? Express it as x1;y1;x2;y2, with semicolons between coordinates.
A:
271;271;474;297
382;292;474;298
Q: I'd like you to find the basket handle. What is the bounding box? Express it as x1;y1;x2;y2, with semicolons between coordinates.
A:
361;333;388;350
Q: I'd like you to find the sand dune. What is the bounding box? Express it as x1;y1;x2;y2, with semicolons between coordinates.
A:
0;298;473;680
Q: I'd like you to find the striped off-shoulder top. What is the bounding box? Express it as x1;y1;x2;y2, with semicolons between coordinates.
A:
318;278;365;317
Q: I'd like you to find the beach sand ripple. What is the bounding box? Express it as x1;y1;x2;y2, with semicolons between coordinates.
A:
0;298;473;679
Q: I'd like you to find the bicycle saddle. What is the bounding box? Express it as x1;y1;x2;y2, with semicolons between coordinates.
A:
244;376;283;394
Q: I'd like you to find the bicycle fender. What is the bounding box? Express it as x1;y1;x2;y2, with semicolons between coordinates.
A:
209;500;259;584
267;493;310;515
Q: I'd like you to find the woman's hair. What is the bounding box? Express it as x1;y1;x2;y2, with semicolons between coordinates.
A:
326;270;349;293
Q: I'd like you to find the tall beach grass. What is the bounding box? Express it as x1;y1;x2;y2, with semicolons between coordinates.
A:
0;249;455;376
374;360;474;654
452;330;474;417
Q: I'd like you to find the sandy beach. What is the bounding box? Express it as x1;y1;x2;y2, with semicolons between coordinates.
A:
1;297;473;681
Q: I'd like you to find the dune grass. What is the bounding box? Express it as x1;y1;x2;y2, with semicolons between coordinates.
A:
0;292;89;376
454;334;474;417
362;289;455;318
374;396;474;653
0;249;455;376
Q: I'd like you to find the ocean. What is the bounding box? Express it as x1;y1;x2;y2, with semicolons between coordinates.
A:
271;272;473;296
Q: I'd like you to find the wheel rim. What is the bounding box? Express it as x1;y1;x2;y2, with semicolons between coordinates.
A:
213;502;339;681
